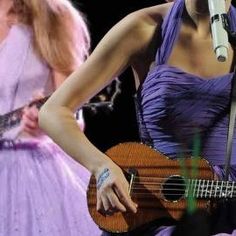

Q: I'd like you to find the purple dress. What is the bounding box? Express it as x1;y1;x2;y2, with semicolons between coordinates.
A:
135;0;236;235
0;24;102;236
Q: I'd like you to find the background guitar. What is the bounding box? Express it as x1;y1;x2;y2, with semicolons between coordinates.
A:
0;96;49;137
87;142;236;233
0;96;114;137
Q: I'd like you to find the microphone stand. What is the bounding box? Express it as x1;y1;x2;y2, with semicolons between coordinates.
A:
221;13;236;181
172;12;236;236
205;13;236;235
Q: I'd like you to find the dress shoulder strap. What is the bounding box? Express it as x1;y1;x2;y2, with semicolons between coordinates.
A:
155;0;185;65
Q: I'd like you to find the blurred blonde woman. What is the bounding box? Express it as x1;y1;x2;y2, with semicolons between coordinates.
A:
0;0;101;235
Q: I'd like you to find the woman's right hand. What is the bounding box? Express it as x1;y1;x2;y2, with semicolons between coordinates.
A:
95;162;138;215
18;91;45;138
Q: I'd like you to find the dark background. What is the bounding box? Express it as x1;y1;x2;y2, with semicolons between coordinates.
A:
71;0;236;152
74;0;165;48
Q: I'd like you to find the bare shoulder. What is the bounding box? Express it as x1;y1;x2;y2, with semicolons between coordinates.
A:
113;3;173;48
116;3;173;58
120;3;173;82
124;3;173;28
91;2;173;50
87;3;172;65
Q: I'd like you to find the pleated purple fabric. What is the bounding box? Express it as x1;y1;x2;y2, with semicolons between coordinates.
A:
136;0;236;171
133;1;236;235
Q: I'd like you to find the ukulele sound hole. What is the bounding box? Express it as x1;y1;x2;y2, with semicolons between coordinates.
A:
162;175;186;202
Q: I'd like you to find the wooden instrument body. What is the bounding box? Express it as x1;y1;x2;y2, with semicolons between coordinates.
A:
87;142;214;233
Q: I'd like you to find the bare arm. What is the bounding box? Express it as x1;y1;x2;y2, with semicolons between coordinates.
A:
39;10;156;170
39;8;163;213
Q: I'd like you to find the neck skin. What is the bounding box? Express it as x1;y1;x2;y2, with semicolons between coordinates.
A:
184;0;211;37
184;0;232;38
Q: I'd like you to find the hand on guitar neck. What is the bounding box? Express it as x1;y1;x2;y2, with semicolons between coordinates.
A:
0;92;49;139
10;92;46;139
19;104;44;138
0;93;114;138
17;91;44;138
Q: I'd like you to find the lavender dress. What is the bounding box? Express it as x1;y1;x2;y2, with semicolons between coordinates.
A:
0;24;102;236
135;0;236;235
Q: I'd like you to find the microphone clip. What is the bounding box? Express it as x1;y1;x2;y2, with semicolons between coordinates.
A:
220;13;236;48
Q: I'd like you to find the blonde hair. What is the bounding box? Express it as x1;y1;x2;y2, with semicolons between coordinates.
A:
13;0;90;74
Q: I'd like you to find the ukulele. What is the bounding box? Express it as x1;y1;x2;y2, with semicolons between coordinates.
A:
87;142;236;233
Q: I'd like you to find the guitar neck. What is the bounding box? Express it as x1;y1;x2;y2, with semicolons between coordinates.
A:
185;178;236;199
0;96;114;136
0;96;49;136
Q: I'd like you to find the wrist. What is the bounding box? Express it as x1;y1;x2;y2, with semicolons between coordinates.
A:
96;167;110;189
91;156;113;178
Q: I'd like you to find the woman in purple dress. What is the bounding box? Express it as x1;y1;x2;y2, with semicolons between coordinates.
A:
39;0;236;235
0;0;102;235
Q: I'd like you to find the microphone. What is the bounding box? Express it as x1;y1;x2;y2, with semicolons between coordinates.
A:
208;0;229;62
